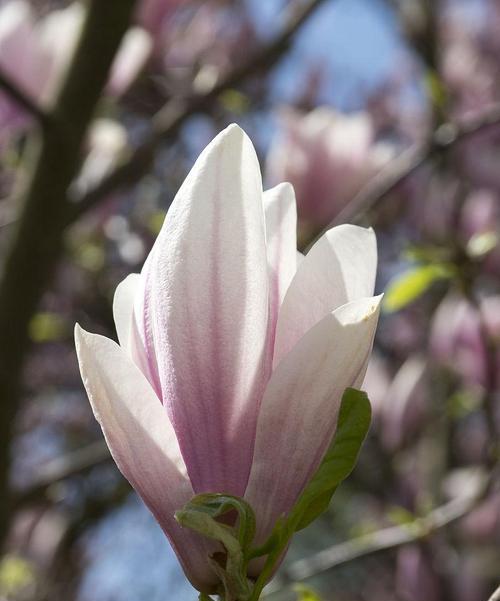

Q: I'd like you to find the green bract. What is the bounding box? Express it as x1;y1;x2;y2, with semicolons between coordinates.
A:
176;388;372;601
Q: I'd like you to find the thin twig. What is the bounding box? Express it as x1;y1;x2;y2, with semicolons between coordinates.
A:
264;477;492;595
66;0;328;223
13;440;110;507
0;68;52;128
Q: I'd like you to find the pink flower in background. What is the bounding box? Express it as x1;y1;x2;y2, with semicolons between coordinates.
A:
0;1;151;142
136;0;183;41
163;3;256;70
75;125;381;592
266;107;393;234
440;7;498;120
430;293;500;390
369;355;428;452
396;545;442;601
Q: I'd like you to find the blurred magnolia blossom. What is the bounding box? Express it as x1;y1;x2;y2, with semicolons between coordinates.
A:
461;491;500;543
441;20;494;118
266;107;393;238
406;173;500;268
369;355;428;452
430;293;500;390
158;1;257;92
74;118;128;196
0;0;152;142
396;545;441;601
75;125;381;593
136;0;183;41
440;5;500;120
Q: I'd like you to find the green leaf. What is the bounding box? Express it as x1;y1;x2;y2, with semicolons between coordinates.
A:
294;584;324;601
0;555;35;596
425;70;448;109
383;263;453;313
290;388;372;531
466;231;498;259
74;240;105;272
29;312;67;342
220;89;250;114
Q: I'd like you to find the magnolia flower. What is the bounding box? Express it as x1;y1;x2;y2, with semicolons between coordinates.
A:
75;125;380;593
75;118;128;195
0;1;151;141
266;107;393;234
430;293;500;389
136;0;185;43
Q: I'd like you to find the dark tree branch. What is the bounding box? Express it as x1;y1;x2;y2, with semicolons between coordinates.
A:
0;0;137;548
14;440;111;507
66;0;328;223
0;69;52;128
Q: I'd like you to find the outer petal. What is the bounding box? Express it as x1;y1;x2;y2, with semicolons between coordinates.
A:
75;325;217;592
113;273;140;348
263;182;297;341
273;224;377;366
136;124;270;496
245;295;382;545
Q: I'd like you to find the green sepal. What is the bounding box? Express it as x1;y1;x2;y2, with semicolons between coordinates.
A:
182;493;256;551
175;494;255;600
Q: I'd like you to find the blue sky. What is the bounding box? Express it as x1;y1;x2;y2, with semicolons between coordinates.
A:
249;0;406;108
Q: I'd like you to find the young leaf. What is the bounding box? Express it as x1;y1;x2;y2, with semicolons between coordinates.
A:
383;263;453;313
175;494;255;600
290;388;372;531
181;493;256;551
294;584;324;601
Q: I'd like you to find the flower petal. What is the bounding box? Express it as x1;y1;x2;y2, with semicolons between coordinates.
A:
263;182;297;341
273;224;377;366
245;295;382;545
136;124;270;496
113;273;140;349
74;325;217;592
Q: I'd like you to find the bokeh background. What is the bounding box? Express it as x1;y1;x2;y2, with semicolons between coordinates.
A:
0;0;499;600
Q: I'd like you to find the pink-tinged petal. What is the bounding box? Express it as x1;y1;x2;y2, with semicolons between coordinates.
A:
273;224;377;366
113;273;140;349
136;124;270;496
74;325;217;592
112;273;157;387
245;295;382;545
263;183;297;340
